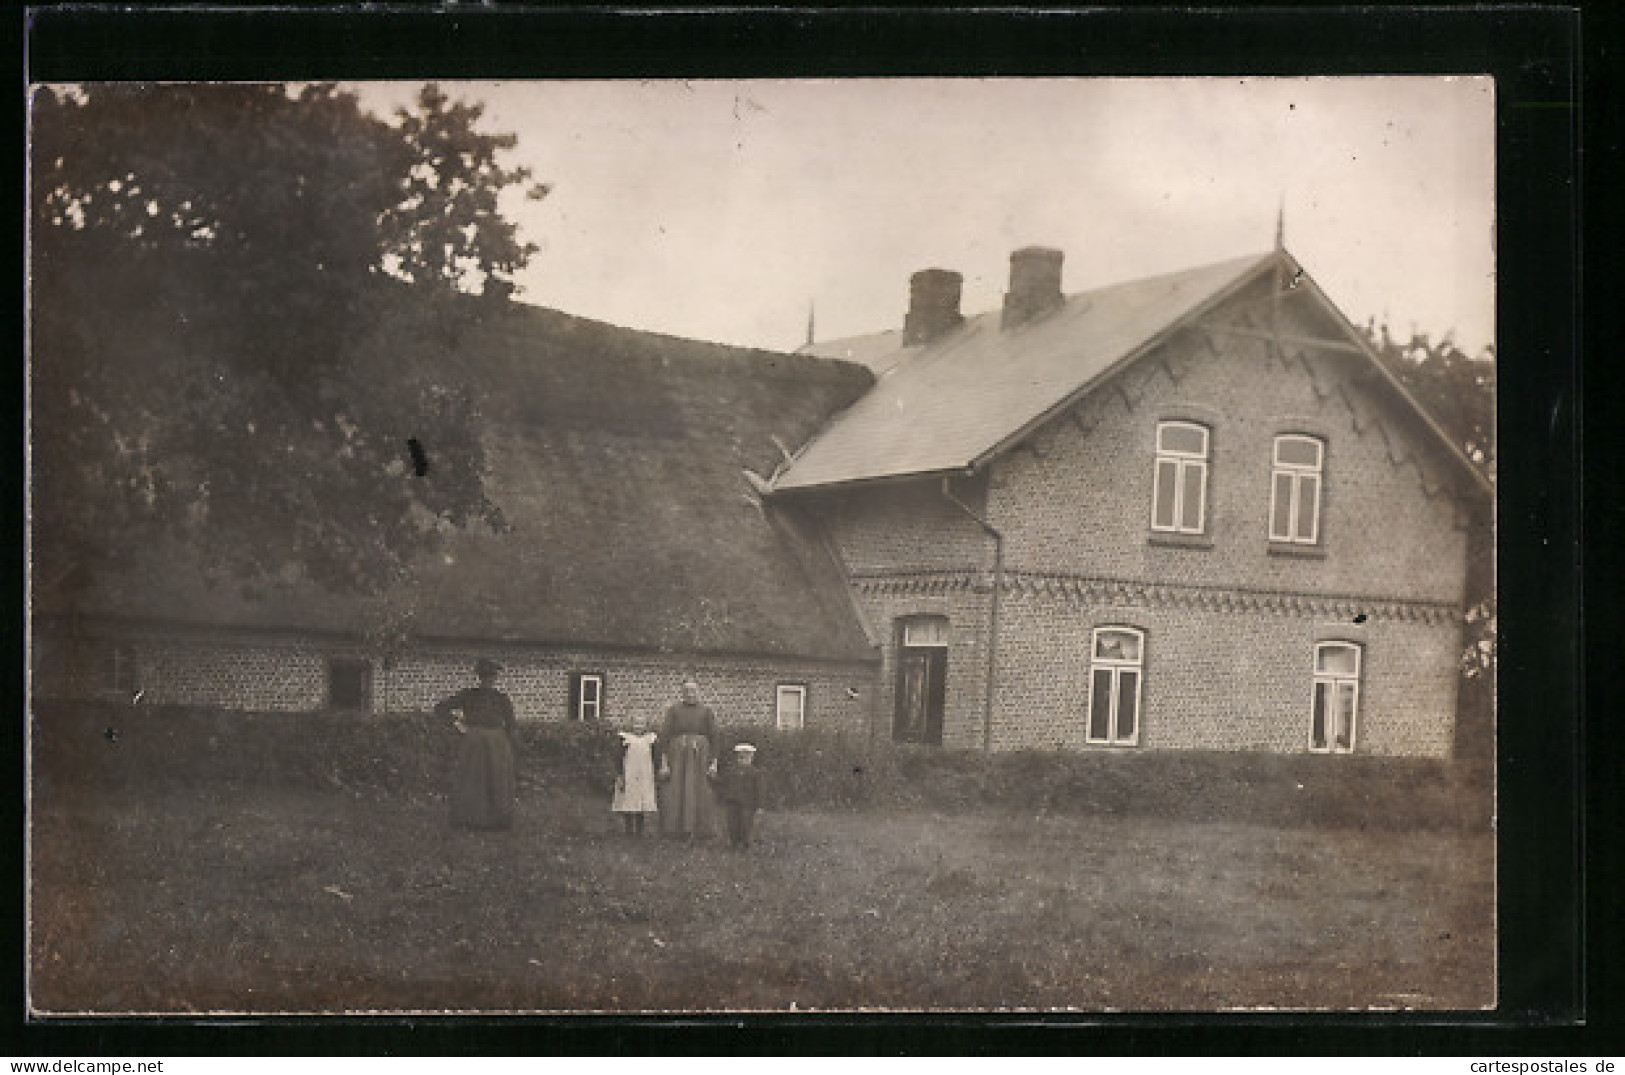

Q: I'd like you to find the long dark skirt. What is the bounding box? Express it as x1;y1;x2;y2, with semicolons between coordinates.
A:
450;727;516;830
659;733;716;838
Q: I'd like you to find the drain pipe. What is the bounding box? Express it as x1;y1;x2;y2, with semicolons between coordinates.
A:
941;476;1003;754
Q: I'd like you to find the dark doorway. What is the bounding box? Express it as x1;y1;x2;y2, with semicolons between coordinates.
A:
328;658;372;711
894;617;948;745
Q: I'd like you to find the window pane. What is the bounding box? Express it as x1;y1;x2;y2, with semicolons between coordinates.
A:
1159;423;1207;455
1090;669;1113;740
1334;683;1357;749
1180;461;1205;531
1095;630;1140;662
904;617;949;647
1153;458;1179;528
1271;472;1294;539
1116;670;1139;741
1311;681;1329;749
1295;475;1320;542
1276;436;1322;468
1317;644;1359;675
777;687;804;729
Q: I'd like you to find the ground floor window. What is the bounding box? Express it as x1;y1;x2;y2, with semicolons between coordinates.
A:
1311;642;1361;752
327;658;372;710
569;672;604;721
776;683;806;731
1088;627;1144;745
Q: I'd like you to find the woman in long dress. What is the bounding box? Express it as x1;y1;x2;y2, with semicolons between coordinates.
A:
435;658;518;830
611;713;660;836
658;678;718;839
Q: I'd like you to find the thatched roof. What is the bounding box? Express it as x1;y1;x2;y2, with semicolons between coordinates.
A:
37;301;881;663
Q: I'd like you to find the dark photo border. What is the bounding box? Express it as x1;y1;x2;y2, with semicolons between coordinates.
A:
14;3;1598;1058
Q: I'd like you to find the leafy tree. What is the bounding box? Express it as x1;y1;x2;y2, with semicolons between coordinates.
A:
29;83;548;601
1362;323;1494;476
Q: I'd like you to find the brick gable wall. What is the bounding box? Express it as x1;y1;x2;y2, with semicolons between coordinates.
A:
818;284;1474;757
990;291;1469;604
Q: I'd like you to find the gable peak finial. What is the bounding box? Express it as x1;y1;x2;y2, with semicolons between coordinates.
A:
1275;196;1286;251
805;300;816;348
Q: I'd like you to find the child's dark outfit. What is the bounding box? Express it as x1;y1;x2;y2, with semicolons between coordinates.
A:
711;759;762;850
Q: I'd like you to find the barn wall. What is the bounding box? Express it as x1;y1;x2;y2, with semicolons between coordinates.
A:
30;628;877;738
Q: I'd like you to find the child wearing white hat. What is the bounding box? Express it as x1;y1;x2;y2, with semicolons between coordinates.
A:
711;742;763;850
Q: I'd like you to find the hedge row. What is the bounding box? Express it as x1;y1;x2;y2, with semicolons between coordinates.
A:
31;701;1491;831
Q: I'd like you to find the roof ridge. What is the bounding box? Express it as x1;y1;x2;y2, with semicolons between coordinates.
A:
807;250;1278;357
772;249;1285;492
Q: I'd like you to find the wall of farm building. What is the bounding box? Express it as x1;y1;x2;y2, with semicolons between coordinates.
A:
989;590;1461;756
30;628;878;738
986;297;1472;606
844;583;996;751
838;579;1459;758
815;282;1476;757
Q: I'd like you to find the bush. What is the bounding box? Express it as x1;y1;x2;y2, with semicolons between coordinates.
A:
30;701;456;796
30;700;1490;831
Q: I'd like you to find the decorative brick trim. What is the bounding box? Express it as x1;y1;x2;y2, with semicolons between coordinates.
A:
1184;325;1470;509
1155;401;1225;428
851;569;1460;625
850;572;980;597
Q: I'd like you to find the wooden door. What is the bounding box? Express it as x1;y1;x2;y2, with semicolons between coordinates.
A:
895;645;946;745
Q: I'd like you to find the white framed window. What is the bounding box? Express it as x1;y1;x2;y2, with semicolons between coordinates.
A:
1270;435;1324;544
1310;642;1361;753
1087;627;1145;746
1151;421;1209;534
776;683;807;731
569;672;604;721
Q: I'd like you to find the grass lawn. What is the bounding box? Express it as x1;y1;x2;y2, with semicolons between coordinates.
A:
29;781;1494;1013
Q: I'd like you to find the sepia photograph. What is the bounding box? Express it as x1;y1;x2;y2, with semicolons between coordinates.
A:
27;75;1497;1015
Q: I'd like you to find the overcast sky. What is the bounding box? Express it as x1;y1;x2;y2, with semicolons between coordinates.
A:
358;77;1495;356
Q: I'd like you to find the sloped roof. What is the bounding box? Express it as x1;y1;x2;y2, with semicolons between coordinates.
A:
796;326;915;376
778;252;1275;491
38;302;881;663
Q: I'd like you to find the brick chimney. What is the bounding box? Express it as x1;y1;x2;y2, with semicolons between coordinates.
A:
1001;246;1064;330
903;268;964;346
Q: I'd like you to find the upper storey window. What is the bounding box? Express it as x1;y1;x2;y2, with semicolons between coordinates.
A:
1151;421;1209;535
1269;435;1324;544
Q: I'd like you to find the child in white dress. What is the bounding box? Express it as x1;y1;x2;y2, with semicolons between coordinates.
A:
611;713;661;836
